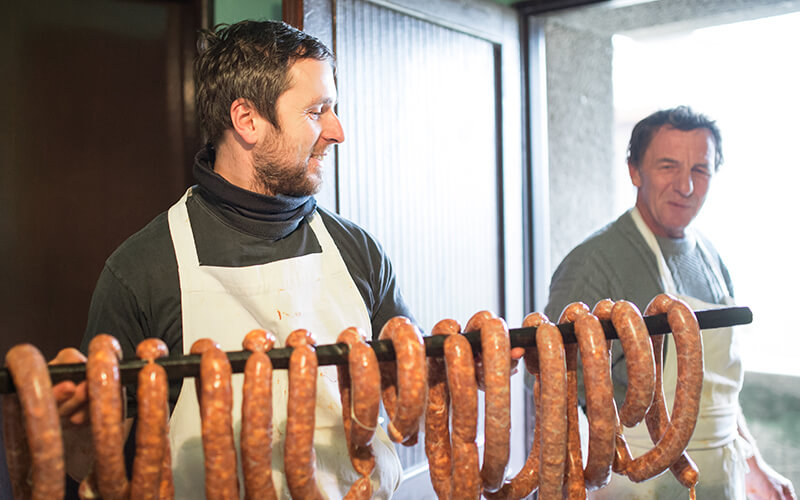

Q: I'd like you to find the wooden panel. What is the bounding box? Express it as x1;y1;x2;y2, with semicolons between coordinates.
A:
0;0;203;359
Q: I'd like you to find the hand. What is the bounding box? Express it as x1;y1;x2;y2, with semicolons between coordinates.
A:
746;454;797;500
49;348;90;426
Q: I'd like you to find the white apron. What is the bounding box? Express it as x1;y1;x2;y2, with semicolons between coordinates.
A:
166;188;402;499
590;208;750;499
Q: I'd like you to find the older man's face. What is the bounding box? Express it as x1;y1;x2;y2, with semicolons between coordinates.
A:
629;126;716;238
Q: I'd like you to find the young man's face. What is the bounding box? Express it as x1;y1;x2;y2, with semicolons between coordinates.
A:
253;58;345;196
629;126;716;238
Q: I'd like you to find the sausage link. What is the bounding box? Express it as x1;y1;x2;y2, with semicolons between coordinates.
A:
479;317;512;492
626;294;703;484
131;338;171;500
535;321;568;500
87;334;129;500
285;329;324;500
158;443;175;500
611;301;656;427
558;303;589;499
4;344;64;500
425;319;460;500
484;312;549;500
463;310;497;391
573;313;615;490
343;475;373;500
378;317;427;446
241;329;278;500
337;327;378;497
2;393;31;499
190;338;240;500
591;299;633;475
640;295;700;489
444;333;480;499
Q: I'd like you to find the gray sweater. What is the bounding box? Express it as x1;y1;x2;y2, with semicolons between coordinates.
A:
544;210;734;406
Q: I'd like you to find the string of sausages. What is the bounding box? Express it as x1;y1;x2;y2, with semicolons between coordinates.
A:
1;293;704;499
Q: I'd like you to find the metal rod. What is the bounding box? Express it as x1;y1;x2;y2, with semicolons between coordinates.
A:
0;306;752;394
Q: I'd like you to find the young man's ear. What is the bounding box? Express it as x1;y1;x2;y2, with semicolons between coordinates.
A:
229;98;263;146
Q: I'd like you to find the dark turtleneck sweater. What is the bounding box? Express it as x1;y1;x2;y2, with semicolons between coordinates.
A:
81;146;413;413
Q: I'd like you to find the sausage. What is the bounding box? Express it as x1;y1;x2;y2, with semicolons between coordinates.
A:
87;334;129;500
130;338;171;500
378;317;427;446
241;329;278;500
190;338;240;500
591;299;633;475
573;312;615;490
337;327;379;498
3;343;64;500
626;294;703;484
344;475;373;500
484;311;548;500
158;442;175;500
610;301;656;427
444;333;481;499
474;314;511;493
463;310;497;391
641;295;700;489
424;319;460;500
534;320;568;500
558;303;588;499
284;329;324;500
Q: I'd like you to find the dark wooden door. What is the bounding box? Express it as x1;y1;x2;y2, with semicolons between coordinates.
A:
284;0;527;495
0;0;205;359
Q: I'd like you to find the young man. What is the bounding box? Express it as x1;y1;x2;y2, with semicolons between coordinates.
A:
55;20;412;498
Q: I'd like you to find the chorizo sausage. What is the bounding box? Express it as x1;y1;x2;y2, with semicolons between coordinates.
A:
241;329;278;500
378;317;427;446
284;329;324;500
131;338;171;500
484;311;548;500
591;299;633;475
480;317;512;493
610;300;656;427
626;294;703;484
573;312;615;490
424;319;460;500
534;320;568;500
87;334;129;500
4;343;64;500
337;327;378;497
558;303;588;499
444;333;481;499
190;338;240;500
641;295;700;489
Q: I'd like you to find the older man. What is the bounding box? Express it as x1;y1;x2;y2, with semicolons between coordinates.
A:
545;106;795;499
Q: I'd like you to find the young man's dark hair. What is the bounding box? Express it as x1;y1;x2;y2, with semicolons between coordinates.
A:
195;20;334;145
